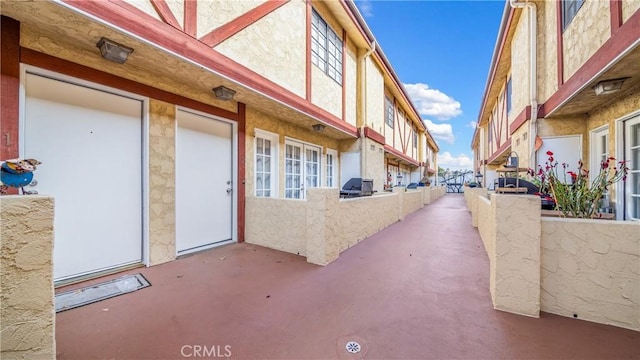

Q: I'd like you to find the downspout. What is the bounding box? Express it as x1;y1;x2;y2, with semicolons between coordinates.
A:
360;41;376;178
510;0;538;170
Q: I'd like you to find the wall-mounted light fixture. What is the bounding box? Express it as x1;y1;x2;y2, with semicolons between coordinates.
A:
311;124;326;132
212;85;236;101
96;37;134;64
593;78;628;96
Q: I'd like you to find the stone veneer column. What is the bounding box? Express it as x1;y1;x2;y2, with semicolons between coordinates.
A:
490;194;541;317
1;195;55;359
148;100;176;265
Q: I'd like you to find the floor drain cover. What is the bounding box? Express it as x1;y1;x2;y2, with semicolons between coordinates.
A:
345;341;361;354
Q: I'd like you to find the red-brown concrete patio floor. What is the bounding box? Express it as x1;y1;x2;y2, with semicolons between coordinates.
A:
55;194;640;359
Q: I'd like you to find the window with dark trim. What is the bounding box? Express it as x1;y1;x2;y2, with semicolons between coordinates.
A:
311;9;343;84
562;0;585;31
385;96;394;128
506;77;512;114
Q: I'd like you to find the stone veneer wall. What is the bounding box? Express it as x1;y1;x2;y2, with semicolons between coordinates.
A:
246;186;446;266
148;100;177;265
467;192;640;330
1;196;55;360
541;218;640;331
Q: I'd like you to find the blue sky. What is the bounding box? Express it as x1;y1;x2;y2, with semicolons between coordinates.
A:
354;0;505;170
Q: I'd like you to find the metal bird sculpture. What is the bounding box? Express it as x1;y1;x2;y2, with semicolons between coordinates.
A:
0;158;41;195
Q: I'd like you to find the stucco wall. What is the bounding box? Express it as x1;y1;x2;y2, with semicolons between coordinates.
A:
148;100;177;265
215;0;306;97
511;13;530;119
622;0;640;23
245;197;308;256
470;192;640;330
541;218;640;331
365;57;384;133
335;191;401;253
197;0;264;38
563;0;610;80
362;138;385;193
1;196;55;360
123;0;162;22
311;65;342;119
402;189;423;218
538;0;559;103
246;188;444;266
511;124;531;170
345;41;358;128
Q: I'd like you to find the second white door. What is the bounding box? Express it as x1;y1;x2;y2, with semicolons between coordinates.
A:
176;110;233;254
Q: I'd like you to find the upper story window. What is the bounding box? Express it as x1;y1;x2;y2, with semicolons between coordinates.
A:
311;10;343;84
413;130;418;148
385;96;394;128
562;0;585;31
506;77;512;114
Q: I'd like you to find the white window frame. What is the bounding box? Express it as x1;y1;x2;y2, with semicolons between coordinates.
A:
590;125;610;212
284;138;322;199
616;111;640;220
311;9;342;84
254;129;279;198
385;96;394;128
325;149;338;188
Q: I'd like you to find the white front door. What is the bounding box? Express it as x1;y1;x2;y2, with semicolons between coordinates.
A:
23;72;144;281
623;116;640;220
284;141;320;199
590;125;610;211
176;109;233;254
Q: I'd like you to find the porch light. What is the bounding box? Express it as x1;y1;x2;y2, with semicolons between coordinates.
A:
212;85;236;101
593;78;628;96
96;37;133;64
311;124;326;132
475;171;483;187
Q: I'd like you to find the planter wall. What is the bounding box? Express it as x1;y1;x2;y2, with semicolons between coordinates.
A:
467;192;640;331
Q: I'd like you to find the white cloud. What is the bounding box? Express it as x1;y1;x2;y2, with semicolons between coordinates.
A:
357;0;373;17
438;152;473;170
423;119;454;144
404;83;462;120
467;121;477;129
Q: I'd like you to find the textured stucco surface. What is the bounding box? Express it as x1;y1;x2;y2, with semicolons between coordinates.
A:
345;43;358;127
541;218;640;331
471;192;640;330
245;188;442;265
148;100;177;265
215;0;306;98
563;0;610;80
166;0;185;29
365;57;384;133
492;194;541;317
538;0;559;103
197;0;265;38
511;13;530;120
1;196;55;360
245;197;307;256
622;0;640;23
362;138;385;193
311;65;342;119
123;0;162;22
402;190;423;218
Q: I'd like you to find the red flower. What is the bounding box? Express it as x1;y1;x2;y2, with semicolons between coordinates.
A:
549;156;554;163
546;151;554;156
